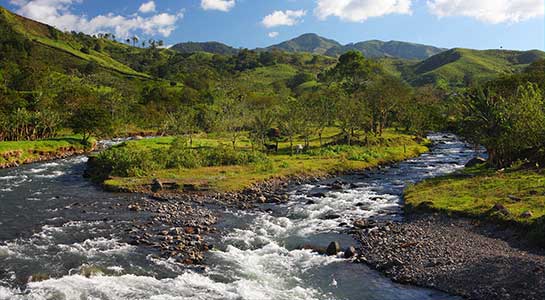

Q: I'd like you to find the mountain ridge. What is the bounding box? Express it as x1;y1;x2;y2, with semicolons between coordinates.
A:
171;33;448;60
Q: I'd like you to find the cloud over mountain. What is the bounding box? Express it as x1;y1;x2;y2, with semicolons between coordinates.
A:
314;0;412;22
262;10;306;28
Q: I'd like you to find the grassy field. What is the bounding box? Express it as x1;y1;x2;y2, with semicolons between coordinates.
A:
405;165;545;242
0;136;91;166
98;129;429;193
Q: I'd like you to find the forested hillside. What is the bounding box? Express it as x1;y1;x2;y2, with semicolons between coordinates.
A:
1;4;544;144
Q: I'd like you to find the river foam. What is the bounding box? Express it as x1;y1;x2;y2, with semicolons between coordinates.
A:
0;134;473;300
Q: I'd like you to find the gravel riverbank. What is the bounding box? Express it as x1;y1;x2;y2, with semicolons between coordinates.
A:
355;213;545;300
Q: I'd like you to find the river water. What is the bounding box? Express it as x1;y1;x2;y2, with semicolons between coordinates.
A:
0;133;477;300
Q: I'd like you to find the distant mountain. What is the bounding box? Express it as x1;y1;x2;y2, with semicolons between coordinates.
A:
170;41;238;55
404;48;545;86
326;40;447;60
266;33;342;55
265;33;446;60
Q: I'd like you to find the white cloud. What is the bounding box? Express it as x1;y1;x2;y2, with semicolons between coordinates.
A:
315;0;412;22
201;0;235;12
138;1;156;13
427;0;545;24
268;31;279;38
262;10;306;28
9;0;182;37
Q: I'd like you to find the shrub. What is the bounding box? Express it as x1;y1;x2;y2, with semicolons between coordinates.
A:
91;140;271;178
307;145;381;162
95;143;160;177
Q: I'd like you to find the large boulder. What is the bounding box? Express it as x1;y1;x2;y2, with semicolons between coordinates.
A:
465;157;487;168
326;241;341;256
344;246;357;258
151;178;163;192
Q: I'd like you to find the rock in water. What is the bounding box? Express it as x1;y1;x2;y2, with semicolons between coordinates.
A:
326;241;341;256
344;246;357;258
465;157;486;168
151;178;163;192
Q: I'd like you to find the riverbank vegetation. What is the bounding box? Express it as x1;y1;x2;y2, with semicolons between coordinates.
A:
90;129;427;192
405;60;545;244
405;165;545;245
0;135;92;167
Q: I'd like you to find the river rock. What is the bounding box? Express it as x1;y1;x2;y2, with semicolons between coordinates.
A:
330;183;343;190
309;192;326;198
520;211;533;218
321;213;342;220
344;246;357;258
151;179;163;192
465;157;486;168
354;219;372;229
507;195;522;202
492;203;510;216
326;241;341;256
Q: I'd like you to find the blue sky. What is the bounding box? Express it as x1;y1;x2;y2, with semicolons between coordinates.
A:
2;0;544;51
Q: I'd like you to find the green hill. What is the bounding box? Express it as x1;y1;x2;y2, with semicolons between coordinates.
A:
266;33;342;55
0;6;149;78
407;48;545;86
171;41;238;55
326;40;446;60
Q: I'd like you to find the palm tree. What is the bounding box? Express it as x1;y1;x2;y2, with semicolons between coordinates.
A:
132;36;139;47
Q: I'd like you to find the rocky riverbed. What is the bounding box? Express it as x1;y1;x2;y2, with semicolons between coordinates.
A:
355;213;545;300
126;174;324;265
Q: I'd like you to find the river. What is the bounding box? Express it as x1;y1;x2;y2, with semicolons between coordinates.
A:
0;133;477;300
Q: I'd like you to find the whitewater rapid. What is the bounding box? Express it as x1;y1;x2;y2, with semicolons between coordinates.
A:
0;133;478;300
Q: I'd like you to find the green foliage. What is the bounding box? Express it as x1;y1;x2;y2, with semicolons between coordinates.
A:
69;105;114;143
459;83;545;168
308;145;379;161
94;138;270;178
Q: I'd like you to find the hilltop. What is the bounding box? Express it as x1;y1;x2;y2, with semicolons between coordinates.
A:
170;41;238;56
172;33;447;60
404;48;545;86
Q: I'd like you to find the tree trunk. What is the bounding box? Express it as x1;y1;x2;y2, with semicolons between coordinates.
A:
290;138;293;156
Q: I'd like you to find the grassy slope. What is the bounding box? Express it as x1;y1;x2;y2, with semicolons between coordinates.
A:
405;166;545;241
0;6;149;78
409;48;545;86
237;64;298;92
102;129;428;192
0;136;91;166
